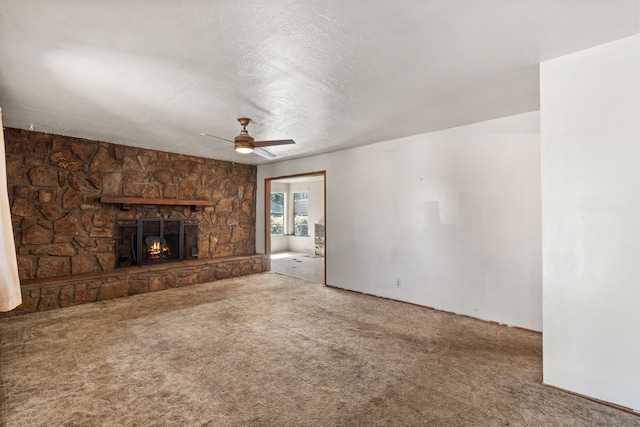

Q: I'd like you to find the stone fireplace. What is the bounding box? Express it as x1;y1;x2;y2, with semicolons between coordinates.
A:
3;127;269;315
116;218;198;267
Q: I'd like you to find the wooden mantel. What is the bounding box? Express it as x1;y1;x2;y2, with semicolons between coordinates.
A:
100;196;215;211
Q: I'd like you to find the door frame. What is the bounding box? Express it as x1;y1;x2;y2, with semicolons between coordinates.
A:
265;171;326;285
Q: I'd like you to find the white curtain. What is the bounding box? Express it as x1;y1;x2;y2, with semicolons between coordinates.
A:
0;106;22;311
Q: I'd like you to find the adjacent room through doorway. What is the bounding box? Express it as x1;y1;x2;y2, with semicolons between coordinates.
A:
266;172;326;284
270;251;324;283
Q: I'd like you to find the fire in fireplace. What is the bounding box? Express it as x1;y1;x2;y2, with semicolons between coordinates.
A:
116;218;198;267
145;236;169;261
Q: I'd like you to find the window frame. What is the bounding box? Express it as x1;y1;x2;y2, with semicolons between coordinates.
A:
292;192;309;236
270;192;285;236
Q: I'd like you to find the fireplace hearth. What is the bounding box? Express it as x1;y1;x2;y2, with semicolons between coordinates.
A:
116;218;198;267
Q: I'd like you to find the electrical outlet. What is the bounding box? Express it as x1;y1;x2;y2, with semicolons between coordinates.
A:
396;278;400;287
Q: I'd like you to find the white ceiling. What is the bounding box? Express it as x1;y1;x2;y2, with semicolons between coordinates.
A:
0;1;638;165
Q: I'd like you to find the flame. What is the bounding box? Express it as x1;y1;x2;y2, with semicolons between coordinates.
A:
149;241;161;255
147;240;169;259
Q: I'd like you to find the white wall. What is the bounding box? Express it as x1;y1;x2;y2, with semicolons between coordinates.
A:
541;34;640;411
258;111;542;331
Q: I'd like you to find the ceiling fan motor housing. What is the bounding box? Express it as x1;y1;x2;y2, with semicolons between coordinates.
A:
234;135;254;153
234;118;255;152
237;118;253;139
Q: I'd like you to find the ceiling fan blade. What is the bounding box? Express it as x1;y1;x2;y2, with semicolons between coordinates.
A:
200;133;234;143
253;147;277;159
253;139;295;147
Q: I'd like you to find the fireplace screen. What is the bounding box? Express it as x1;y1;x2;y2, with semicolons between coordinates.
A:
116;218;198;267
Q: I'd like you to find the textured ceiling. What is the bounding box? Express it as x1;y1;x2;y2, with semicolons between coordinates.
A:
0;1;638;165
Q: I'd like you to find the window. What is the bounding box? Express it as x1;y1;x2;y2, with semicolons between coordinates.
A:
293;192;309;236
270;192;284;235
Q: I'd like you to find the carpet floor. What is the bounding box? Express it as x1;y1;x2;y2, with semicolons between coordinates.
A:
1;273;638;426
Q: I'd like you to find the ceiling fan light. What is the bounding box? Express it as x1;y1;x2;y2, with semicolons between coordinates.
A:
235;141;254;154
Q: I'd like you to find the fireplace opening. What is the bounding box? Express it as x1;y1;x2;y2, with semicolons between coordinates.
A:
116;218;198;267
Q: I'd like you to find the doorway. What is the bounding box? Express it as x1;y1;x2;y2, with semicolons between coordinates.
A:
265;172;326;284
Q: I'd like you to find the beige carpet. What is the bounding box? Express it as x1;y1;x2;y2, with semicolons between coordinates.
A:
1;273;637;426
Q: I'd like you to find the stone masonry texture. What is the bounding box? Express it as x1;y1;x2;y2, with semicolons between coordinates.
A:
4;128;258;280
6;255;269;315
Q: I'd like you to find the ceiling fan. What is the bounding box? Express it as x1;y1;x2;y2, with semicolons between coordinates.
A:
201;118;295;159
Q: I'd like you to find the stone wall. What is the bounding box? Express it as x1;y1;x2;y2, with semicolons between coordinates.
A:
4;128;258;280
6;254;269;315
